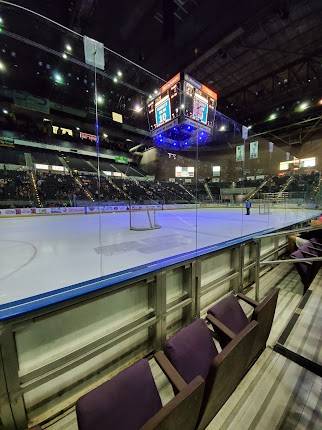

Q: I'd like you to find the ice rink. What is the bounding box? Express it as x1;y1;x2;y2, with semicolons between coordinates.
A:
0;207;320;307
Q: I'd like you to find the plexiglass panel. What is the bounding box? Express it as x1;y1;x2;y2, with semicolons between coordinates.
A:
0;3;199;307
0;2;320;312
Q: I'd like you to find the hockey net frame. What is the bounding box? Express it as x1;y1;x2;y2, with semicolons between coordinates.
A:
129;206;161;231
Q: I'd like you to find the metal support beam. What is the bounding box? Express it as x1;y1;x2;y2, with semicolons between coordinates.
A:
1;328;27;429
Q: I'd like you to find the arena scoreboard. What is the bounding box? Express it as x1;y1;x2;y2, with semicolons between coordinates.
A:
147;73;217;149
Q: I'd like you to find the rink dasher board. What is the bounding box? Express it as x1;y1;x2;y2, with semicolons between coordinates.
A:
0;202;312;218
0;203;198;218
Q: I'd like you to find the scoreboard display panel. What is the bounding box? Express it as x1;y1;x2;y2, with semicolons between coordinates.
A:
193;93;208;124
155;95;171;127
148;72;217;132
148;73;180;131
184;74;217;127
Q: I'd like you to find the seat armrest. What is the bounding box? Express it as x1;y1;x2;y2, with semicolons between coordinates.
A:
236;293;259;307
154;351;187;392
206;314;236;340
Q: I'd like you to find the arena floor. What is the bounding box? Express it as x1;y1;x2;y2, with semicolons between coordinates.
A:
0;207;320;307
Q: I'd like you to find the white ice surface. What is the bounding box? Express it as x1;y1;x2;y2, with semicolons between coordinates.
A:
0;207;320;305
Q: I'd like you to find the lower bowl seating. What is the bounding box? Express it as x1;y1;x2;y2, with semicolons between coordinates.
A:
156;318;258;430
206;289;279;367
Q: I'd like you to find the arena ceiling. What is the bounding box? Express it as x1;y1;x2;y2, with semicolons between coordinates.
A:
3;0;322;146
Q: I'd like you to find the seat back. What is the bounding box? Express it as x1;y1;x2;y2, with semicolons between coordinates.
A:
197;321;258;430
142;376;205;430
164;319;218;385
207;294;249;346
251;288;279;361
76;359;162;430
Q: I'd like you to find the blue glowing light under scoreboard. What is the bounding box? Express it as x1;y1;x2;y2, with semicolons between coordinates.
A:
152;117;212;150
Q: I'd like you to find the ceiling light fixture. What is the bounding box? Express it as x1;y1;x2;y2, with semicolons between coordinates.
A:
134;104;143;113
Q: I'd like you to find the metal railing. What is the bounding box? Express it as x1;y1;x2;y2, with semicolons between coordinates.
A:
253;225;322;300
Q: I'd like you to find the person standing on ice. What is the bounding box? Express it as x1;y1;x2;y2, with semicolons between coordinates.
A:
245;199;252;215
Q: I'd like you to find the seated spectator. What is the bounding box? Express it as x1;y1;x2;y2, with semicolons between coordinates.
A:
288;217;322;251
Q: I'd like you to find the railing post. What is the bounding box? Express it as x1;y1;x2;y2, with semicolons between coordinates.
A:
194;260;201;318
0;326;27;429
238;244;245;292
0;325;17;430
255;239;261;301
155;271;167;350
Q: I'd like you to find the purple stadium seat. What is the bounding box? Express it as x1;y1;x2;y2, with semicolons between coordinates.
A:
164;319;217;384
156;318;258;430
76;358;205;430
205;294;249;346
207;289;279;365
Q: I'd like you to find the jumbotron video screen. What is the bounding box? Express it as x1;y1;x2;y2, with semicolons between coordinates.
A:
147;72;217;132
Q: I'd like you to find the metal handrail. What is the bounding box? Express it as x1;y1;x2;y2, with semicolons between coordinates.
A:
253;222;321;301
261;257;322;265
254;224;321;239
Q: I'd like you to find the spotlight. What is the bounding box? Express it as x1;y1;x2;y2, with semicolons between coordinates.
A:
2;108;8;114
62;53;68;59
53;72;63;84
219;125;226;131
103;133;108;138
318;99;322;106
96;95;104;105
247;125;252;129
180;104;185;109
76;127;80;131
298;101;309;111
154;89;158;95
65;44;72;52
134;104;143;113
268;112;277;121
0;17;3;25
0;61;6;72
117;70;122;77
113;76;118;83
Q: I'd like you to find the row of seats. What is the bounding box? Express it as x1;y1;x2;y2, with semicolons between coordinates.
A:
31;289;278;430
0;170;33;202
291;236;322;293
